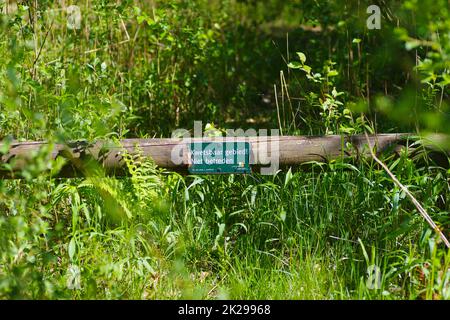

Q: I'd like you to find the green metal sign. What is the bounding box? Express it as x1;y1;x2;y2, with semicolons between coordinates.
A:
188;141;251;174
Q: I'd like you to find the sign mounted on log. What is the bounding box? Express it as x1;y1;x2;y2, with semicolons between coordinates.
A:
0;134;422;178
188;141;251;174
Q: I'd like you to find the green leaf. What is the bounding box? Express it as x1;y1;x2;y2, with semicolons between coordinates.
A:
405;40;420;51
339;126;354;134
137;16;145;24
328;70;339;77
284;168;293;187
332;88;338;97
287;61;302;69
279;209;286;222
213;223;226;250
68;238;76;261
296;52;307;64
0;137;12;155
358;238;370;265
301;65;312;74
142;259;155;275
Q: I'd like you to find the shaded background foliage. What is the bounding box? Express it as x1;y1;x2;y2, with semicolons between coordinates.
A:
0;0;449;299
1;0;448;139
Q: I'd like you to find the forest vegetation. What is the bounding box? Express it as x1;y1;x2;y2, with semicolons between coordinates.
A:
0;0;450;299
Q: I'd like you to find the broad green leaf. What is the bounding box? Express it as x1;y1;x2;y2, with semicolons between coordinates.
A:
287;61;302;69
279;209;286;222
296;52;307;64
332;87;338;97
405;40;420;51
284;168;293;187
68;238;76;261
328;70;339;77
301;65;312;74
0;137;12;154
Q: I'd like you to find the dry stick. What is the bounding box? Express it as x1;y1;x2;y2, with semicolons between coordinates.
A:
364;132;450;248
32;19;54;71
274;84;283;136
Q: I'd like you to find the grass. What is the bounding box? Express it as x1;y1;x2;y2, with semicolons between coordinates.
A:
1;0;450;300
2;149;449;299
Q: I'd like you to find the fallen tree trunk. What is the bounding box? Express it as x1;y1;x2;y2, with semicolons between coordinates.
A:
0;134;446;178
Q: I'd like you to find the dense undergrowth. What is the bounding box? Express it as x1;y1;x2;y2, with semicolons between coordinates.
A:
0;0;450;299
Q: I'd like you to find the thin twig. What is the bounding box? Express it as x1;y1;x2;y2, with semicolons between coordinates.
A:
32;20;54;70
274;84;283;136
364;132;450;248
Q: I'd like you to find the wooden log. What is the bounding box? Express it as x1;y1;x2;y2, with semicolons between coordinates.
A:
0;133;443;178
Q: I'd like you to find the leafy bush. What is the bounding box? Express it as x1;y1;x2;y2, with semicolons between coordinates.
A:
0;0;449;300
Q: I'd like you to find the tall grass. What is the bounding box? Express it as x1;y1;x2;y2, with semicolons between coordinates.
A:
1;0;450;300
2;146;448;299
